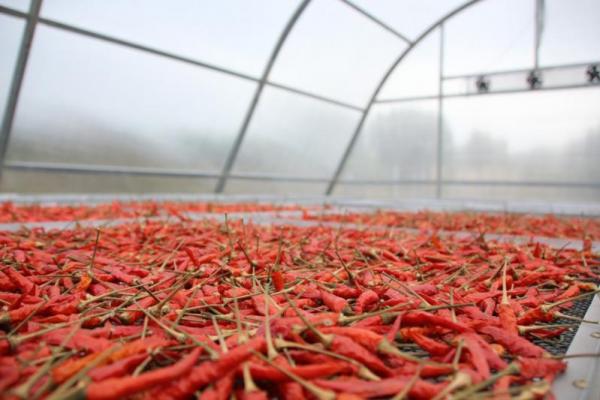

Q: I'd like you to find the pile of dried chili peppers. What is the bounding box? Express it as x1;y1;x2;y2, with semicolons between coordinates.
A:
0;203;599;399
302;210;600;241
0;201;303;223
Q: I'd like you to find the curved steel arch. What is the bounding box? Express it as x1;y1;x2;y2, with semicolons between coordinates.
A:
215;0;312;193
325;0;483;195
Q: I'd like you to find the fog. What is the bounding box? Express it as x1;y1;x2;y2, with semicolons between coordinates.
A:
0;0;599;198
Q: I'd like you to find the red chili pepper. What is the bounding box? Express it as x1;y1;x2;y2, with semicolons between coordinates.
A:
314;376;444;399
150;338;266;400
248;361;349;382
478;325;547;358
320;290;349;313
402;311;472;333
278;381;304;400
88;353;147;381
518;357;566;379
458;333;491;379
403;330;451;356
86;347;201;400
2;267;35;294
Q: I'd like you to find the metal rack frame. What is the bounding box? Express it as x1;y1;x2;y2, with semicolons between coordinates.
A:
1;0;599;196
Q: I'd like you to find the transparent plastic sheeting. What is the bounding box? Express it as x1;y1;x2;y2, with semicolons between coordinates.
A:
232;86;361;179
540;0;600;66
340;100;439;181
7;25;257;173
0;170;218;194
377;28;440;100
0;0;599;202
0;14;24;123
441;89;600;183
332;184;437;199
269;0;407;107
442;185;600;203
224;179;327;196
39;0;300;78
444;0;534;76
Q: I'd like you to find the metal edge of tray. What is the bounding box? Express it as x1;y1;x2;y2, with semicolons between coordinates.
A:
552;294;600;400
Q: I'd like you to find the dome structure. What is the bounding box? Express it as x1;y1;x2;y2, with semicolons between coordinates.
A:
0;0;598;201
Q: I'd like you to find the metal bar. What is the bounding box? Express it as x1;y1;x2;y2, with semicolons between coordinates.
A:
435;24;444;199
325;0;483;195
338;0;412;44
8;160;598;189
0;0;42;172
4;160;332;183
214;0;311;193
4;161;221;179
442;82;600;97
336;179;600;188
376;94;440;103
37;17;260;83
0;5;366;114
375;81;600;104
534;0;544;70
338;179;435;185
266;82;364;111
228;174;328;183
443;180;600;188
0;5;28;18
441;60;599;81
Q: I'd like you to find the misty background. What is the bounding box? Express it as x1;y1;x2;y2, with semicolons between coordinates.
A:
0;0;599;199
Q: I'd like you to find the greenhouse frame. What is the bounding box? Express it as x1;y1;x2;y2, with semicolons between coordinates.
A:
1;2;600;399
0;0;598;199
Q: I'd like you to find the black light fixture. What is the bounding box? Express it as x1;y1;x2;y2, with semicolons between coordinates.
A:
475;75;490;93
526;70;542;89
586;64;600;83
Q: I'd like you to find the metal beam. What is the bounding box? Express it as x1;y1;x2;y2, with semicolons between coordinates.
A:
37;16;259;83
435;24;445;199
441;60;600;81
0;5;27;18
376;81;600;104
325;0;483;195
7;161;599;190
266;82;364;111
0;4;364;112
4;161;221;179
336;178;600;189
0;0;42;172
375;94;440;103
338;0;412;44
534;0;544;70
214;0;311;193
227;173;328;183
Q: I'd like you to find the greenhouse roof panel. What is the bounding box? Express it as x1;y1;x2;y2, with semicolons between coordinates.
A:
39;0;300;78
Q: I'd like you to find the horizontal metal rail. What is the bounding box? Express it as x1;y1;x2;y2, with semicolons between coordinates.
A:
376;81;600;103
0;5;364;112
266;82;364;111
375;94;440;103
226;173;329;183
337;178;600;188
4;161;329;182
442;60;600;80
4;160;222;178
0;4;25;18
6;161;600;189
